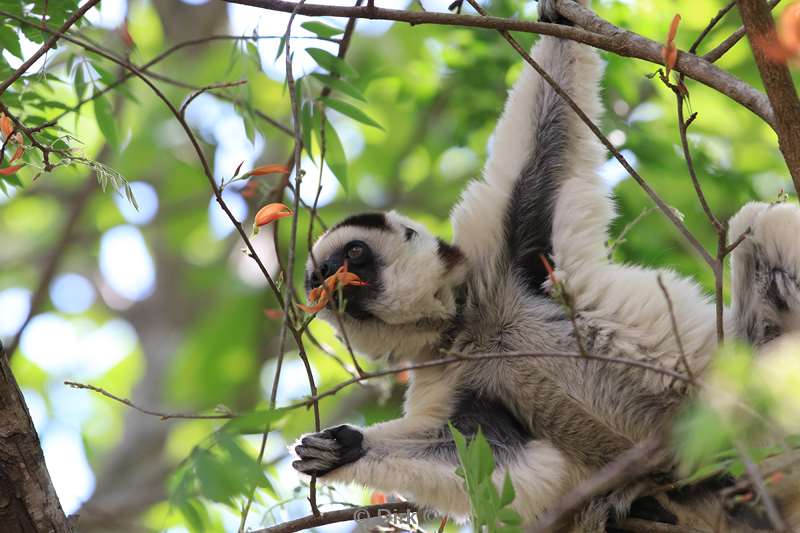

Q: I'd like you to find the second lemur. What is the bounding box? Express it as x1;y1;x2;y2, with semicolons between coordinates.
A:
291;0;800;529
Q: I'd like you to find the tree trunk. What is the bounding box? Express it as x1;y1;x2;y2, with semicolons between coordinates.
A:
0;341;71;533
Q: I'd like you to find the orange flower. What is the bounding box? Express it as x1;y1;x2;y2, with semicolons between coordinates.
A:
395;370;409;384
661;14;681;78
0;164;23;175
250;164;290;177
297;264;367;314
0;113;12;138
370;492;387;505
254;203;293;227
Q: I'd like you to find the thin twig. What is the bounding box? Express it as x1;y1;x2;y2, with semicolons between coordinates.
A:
703;0;782;63
179;79;248;117
734;441;788;531
297;349;691;407
64;381;234;420
689;1;736;54
656;274;696;385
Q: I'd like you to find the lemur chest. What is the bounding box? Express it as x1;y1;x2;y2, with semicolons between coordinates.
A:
451;285;574;356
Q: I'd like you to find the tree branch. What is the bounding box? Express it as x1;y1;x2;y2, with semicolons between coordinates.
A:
0;0;101;96
738;0;800;195
251;502;418;533
220;0;774;126
0;341;72;532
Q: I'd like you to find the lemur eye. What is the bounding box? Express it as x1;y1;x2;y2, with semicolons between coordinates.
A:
347;245;364;261
344;241;370;265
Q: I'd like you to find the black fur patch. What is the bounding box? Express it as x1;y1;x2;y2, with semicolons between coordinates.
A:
504;70;571;294
424;389;533;465
437;239;465;271
331;212;389;232
626;496;677;524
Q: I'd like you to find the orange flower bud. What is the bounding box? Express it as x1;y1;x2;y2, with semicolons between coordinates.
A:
395;370;409;384
250;164;290;177
661;14;681;77
254;203;293;227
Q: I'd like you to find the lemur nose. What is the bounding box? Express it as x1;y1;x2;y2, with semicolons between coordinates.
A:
309;259;340;289
320;261;335;278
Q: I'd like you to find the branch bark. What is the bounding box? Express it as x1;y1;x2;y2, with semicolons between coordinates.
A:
220;0;775;126
738;0;800;195
0;341;72;532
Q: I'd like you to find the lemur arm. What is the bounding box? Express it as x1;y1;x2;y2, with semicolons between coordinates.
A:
451;5;609;293
292;415;570;524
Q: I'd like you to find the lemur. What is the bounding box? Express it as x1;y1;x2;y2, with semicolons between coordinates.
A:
290;0;800;529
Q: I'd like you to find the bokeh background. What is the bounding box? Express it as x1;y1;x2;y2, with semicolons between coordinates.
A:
0;0;797;531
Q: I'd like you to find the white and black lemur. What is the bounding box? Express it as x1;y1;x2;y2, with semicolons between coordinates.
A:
290;0;800;529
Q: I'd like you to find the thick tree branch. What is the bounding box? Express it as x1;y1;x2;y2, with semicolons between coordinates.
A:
0;341;72;532
738;0;800;195
221;0;774;126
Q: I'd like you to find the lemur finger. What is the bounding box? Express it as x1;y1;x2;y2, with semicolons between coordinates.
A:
294;445;339;463
292;459;335;476
301;434;340;450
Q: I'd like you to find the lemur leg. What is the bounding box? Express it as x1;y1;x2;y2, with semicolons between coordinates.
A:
292;418;571;524
730;201;800;347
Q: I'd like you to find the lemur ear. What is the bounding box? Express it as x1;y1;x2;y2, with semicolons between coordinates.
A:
437;239;467;285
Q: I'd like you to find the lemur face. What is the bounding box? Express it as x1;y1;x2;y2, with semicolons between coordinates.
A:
305;211;467;360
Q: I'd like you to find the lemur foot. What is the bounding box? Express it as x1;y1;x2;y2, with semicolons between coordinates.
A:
538;0;589;24
292;425;367;477
730;202;800;344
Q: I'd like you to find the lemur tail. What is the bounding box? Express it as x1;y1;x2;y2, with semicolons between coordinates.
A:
730;202;800;347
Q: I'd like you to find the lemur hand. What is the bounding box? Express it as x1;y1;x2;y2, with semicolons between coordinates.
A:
292;425;367;477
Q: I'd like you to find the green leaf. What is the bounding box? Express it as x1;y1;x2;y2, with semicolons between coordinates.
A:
194;449;240;505
0;25;22;60
500;471;516;507
320;97;382;130
246;41;261;68
275;35;286;61
310;73;365;102
305;47;356;78
319;116;348;192
301;102;315;162
498;507;522;525
179;499;209;533
300;21;344;39
93;93;119;150
74;63;88;100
